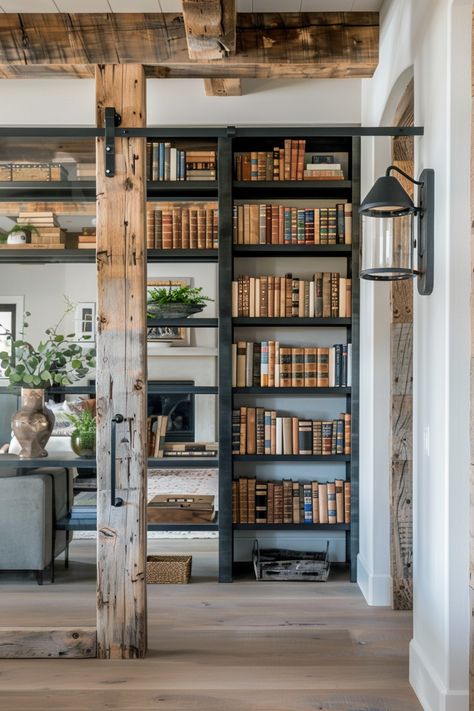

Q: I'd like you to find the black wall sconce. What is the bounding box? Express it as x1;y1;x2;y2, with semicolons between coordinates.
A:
359;166;434;295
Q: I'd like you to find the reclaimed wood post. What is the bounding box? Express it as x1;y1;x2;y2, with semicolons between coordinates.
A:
95;64;147;659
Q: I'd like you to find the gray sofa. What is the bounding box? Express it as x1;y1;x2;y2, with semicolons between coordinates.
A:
0;466;73;584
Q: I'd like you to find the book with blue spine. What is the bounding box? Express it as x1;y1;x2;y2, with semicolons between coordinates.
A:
303;483;313;523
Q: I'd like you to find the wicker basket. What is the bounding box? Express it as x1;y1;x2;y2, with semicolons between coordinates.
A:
146;554;192;584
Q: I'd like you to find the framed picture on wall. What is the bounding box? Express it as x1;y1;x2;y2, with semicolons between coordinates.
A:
146;278;191;346
74;302;96;342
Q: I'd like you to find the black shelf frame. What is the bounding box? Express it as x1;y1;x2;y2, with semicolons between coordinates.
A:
233;387;350;395
234;523;349;531
233;455;351;463
233;317;351;327
0;125;361;584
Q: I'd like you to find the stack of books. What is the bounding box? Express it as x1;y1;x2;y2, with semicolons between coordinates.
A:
232;273;352;318
17;211;67;249
163;442;218;458
232;408;351;456
233;478;351;525
147;143;217;181
232;341;352;388
303;155;345;181
78;229;96;250
147;415;168;458
76;162;95;180
233;203;351;245
146;203;218;249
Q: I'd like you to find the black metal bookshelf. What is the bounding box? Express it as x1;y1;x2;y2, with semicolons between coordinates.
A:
0;126;360;584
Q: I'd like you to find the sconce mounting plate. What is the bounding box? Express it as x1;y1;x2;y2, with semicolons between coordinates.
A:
417;168;434;296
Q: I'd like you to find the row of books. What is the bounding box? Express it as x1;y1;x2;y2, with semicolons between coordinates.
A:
232;342;352;388
231;273;352;319
234;143;346;181
146;204;218;250
232;478;351;525
232;408;351;456
146;143;216;181
147;415;168;457
162;442;218;458
233;203;352;245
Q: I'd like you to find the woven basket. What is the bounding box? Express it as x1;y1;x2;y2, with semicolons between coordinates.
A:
146;554;192;584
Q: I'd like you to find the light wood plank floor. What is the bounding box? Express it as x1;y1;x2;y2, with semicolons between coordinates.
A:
0;539;422;711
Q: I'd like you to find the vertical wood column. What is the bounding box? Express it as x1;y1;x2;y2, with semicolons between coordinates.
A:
95;64;147;659
390;80;414;611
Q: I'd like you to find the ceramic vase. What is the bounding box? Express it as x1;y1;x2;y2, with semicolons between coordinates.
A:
11;388;55;459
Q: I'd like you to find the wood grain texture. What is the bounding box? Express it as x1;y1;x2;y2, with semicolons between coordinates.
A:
95;64;147;660
0;628;96;658
183;0;236;59
204;78;241;95
390;83;414;611
470;8;474;702
0;539;421;711
0;13;379;80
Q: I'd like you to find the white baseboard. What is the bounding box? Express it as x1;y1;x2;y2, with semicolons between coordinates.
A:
356;553;391;606
409;639;468;711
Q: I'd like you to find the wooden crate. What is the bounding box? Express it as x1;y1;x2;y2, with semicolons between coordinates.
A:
253;541;330;582
10;163;68;181
146;555;192;584
0;164;12;180
147;494;215;524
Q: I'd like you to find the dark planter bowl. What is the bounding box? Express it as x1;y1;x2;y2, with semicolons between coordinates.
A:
147;303;205;319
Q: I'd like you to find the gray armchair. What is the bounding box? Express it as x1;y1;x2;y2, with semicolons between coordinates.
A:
0;467;73;584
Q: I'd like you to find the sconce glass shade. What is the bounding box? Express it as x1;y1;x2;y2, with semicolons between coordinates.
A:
360;213;414;280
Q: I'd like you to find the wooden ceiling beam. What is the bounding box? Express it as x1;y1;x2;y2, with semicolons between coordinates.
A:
182;0;236;60
204;78;241;95
0;12;379;80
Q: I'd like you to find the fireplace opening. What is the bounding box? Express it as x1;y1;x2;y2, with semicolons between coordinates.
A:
148;381;195;443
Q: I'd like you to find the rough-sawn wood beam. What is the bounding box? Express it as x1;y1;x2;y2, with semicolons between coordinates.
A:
182;0;236;60
0;12;379;80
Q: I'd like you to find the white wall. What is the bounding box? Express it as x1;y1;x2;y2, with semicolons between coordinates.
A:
0;77;362;126
360;0;471;709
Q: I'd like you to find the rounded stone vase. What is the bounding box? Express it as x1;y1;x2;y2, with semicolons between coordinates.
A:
70;430;96;458
12;388;55;459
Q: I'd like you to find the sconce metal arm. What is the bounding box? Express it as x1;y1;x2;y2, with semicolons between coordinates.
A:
386;165;424;187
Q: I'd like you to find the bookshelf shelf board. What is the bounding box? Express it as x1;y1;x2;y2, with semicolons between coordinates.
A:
57;515;219;532
234;523;349;531
147;317;218;328
147;181;218;198
148;457;219;469
0;249;219;265
0;180;96;201
148;249;218;263
233;455;351;462
0;453;97;469
0;249;96;264
233;244;352;257
233;317;351;327
232;387;351;395
148;383;218;395
233;180;352;193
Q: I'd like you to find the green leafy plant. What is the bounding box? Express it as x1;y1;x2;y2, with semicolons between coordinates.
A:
8;223;40;237
147;285;213;307
66;409;96;435
0;300;96;388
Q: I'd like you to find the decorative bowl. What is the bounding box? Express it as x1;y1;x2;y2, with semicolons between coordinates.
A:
147;303;204;319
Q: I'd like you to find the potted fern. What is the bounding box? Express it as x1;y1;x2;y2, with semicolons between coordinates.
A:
67;409;96;458
147;285;213;320
6;222;40;245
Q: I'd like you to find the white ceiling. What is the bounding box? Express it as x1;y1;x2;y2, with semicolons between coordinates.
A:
0;0;383;13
